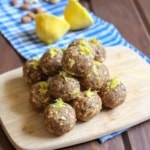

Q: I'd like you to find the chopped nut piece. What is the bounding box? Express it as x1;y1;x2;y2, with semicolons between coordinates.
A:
21;16;32;23
27;11;35;19
33;7;44;14
10;0;18;6
20;4;30;10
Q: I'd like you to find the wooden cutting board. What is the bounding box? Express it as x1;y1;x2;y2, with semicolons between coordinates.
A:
0;46;150;150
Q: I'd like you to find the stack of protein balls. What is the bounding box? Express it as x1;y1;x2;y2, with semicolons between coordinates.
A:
23;38;127;136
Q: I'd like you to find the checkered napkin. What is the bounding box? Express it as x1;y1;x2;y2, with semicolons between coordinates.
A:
0;0;149;143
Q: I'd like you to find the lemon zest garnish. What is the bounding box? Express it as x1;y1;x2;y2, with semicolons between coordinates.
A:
86;88;94;98
79;39;88;46
39;82;48;95
59;71;67;77
79;45;92;55
28;59;39;69
49;47;59;58
71;88;79;95
107;77;120;89
55;98;64;109
89;38;102;47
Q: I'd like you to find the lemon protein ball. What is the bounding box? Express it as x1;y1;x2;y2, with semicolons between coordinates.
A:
29;81;52;112
39;47;63;76
79;62;109;90
62;39;94;77
88;38;106;62
99;78;127;108
48;71;81;101
44;98;76;136
71;89;102;121
23;59;46;85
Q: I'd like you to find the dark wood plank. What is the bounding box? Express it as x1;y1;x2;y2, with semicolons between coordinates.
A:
0;125;15;150
63;136;125;150
99;136;125;150
80;0;90;9
127;120;150;150
134;0;150;33
90;0;150;56
122;132;132;150
0;35;24;74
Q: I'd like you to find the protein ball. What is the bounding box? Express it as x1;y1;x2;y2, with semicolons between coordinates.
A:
40;47;63;76
88;38;106;62
62;39;94;77
80;61;109;90
23;59;46;85
49;71;80;101
29;81;52;111
99;77;127;108
72;89;102;122
44;98;76;136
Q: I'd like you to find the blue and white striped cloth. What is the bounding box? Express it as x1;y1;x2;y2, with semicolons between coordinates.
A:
0;0;149;143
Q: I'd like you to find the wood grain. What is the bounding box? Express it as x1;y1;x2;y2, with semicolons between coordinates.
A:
0;46;150;150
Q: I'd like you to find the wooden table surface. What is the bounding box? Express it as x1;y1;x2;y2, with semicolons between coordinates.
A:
0;0;150;150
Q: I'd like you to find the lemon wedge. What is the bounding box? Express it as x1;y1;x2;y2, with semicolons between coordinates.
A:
64;0;94;30
35;13;70;44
